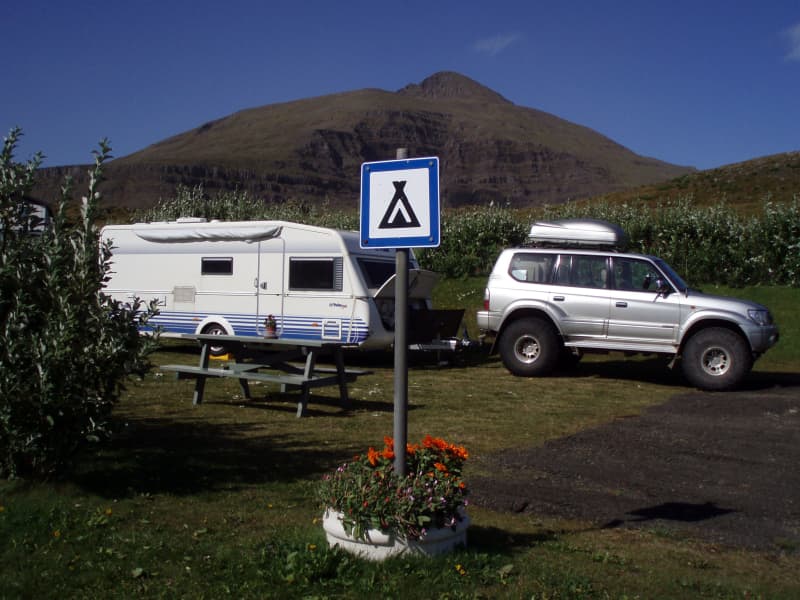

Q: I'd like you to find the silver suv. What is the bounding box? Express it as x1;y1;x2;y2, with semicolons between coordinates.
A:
476;219;779;391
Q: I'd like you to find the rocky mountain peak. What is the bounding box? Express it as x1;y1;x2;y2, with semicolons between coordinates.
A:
398;71;510;104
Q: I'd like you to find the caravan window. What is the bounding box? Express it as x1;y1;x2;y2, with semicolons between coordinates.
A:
201;257;233;275
357;259;395;289
289;257;343;291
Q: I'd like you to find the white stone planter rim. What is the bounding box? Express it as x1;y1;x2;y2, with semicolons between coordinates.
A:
322;508;469;561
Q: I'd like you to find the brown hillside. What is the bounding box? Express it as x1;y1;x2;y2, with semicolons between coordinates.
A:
32;71;694;210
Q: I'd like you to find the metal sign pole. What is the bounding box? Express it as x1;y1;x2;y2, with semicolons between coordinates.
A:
393;247;409;476
360;148;438;477
393;147;409;476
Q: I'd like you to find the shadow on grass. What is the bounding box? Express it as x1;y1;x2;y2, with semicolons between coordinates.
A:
555;356;800;390
68;416;356;500
68;385;423;500
201;392;419;417
736;369;800;390
554;356;678;385
466;524;560;552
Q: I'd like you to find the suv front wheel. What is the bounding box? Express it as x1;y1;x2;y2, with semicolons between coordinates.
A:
681;327;752;391
499;317;560;377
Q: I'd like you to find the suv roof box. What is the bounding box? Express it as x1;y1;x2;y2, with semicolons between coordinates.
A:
528;219;627;249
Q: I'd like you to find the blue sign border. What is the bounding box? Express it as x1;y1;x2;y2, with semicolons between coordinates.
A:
359;156;440;249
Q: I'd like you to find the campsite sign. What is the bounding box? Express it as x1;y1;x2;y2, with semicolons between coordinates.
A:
359;157;440;249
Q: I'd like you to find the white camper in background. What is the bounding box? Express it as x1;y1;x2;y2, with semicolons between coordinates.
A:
101;219;460;352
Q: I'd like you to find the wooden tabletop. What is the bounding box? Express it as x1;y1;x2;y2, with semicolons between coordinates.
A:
182;333;353;348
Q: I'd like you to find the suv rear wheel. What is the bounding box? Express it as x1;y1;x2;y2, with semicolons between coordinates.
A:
499;317;559;377
681;327;752;391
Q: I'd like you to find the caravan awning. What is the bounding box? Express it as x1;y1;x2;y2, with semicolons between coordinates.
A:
133;223;283;243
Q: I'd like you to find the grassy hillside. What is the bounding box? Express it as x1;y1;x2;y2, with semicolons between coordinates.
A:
576;151;800;213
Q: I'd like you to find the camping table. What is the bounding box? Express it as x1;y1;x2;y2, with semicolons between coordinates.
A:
160;334;365;417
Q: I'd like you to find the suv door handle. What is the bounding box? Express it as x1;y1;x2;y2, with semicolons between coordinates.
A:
615;301;628;308
553;295;565;301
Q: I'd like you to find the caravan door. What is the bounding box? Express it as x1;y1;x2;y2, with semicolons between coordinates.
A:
256;238;285;336
281;254;351;342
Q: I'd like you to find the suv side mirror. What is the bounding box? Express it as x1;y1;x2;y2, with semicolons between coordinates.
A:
655;278;671;296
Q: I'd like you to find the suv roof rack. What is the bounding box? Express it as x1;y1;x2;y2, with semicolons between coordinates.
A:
526;219;628;250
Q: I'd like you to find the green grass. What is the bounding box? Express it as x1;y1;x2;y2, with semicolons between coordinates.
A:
2;284;799;598
702;284;799;368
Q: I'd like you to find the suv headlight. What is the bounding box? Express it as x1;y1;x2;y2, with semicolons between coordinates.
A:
748;309;772;326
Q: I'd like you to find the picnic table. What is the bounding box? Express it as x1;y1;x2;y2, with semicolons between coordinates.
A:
160;334;368;417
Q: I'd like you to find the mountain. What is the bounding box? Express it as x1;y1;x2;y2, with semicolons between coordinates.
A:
32;71;694;210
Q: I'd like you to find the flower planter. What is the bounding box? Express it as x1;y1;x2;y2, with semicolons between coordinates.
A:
322;509;469;561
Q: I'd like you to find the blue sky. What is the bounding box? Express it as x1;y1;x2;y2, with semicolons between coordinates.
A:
3;1;799;171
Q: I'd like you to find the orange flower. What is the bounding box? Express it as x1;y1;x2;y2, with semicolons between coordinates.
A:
434;462;448;472
447;444;469;460
422;434;447;450
381;446;395;460
367;447;380;466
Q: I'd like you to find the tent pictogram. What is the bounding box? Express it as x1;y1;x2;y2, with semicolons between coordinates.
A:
378;181;420;229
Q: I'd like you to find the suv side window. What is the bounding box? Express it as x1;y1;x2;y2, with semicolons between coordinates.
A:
555;254;609;289
612;257;663;291
509;253;556;283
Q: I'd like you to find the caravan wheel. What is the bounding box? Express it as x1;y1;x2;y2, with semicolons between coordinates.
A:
201;323;228;356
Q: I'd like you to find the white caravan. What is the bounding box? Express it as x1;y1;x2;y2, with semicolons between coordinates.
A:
100;219;458;351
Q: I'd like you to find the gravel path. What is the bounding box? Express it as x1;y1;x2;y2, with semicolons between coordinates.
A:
470;383;800;552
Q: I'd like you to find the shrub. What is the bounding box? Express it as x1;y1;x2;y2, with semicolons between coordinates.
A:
0;128;159;478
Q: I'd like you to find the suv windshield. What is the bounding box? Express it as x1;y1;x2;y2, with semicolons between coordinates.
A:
653;258;689;292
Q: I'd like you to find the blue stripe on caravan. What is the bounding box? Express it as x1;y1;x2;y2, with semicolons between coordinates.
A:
143;311;368;344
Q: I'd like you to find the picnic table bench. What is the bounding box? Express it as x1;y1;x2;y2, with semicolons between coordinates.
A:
160;334;369;417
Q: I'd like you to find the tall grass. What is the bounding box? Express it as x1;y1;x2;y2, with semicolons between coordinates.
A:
134;185;800;287
539;197;800;287
136;184;359;230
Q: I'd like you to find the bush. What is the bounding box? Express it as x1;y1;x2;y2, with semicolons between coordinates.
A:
0;128;158;478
